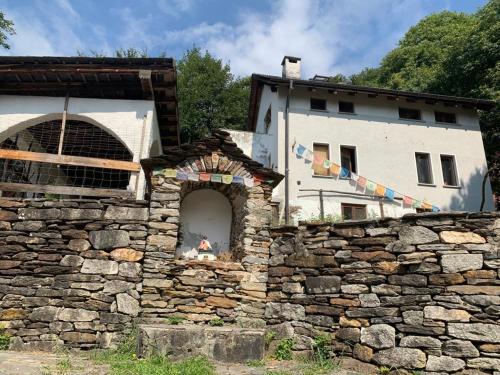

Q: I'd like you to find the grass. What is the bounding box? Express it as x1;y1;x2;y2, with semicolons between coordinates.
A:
89;328;215;375
273;338;295;361
264;330;276;349
166;316;185;325
0;323;10;350
246;359;265;367
208;317;224;327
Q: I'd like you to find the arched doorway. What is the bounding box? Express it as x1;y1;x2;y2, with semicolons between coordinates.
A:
177;189;232;258
0;119;133;197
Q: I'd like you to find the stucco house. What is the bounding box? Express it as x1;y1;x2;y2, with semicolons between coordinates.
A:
0;56;179;199
229;56;496;223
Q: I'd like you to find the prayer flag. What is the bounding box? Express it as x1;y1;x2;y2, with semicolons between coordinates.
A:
244;177;254;187
403;196;413;206
304;149;313;162
340;167;350;179
323;159;332;169
384;188;395;201
314;153;325;165
211;174;222;183
153;168;162;176
412;200;422;208
296;144;306;156
432;206;440;212
330;164;341;176
366;180;376;192
349;172;358;187
233;176;244;185
176;171;188;181
199;173;211;182
164;169;177;178
222;175;233;184
211;153;220;164
357;176;367;188
187;173;199;181
422;201;432;210
375;184;386;197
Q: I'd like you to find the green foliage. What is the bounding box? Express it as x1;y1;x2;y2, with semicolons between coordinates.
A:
166;316;185;325
273;338;295;361
311;333;331;363
265;371;292;375
208;317;224;326
177;47;250;143
378;366;391;375
0;323;10;350
246;359;265;367
0;10;15;49
264;330;276;348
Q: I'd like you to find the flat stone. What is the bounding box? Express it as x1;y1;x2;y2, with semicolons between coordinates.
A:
400;335;442;349
116;293;140;317
341;284;369;294
206;296;238;308
110;248;144;262
61;208;102;220
440;231;486;244
0;209;19;221
59;308;99;322
447;285;500;295
137;324;265;362
103;280;135;294
441;254;483;273
0;260;21;269
61;332;96;343
304;276;341;294
89;230;129;249
443;340;480;358
359;293;380;307
336;328;360;343
282;282;303;294
147;234;177;250
353;343;373;362
388;274;427;287
399;225;439;245
429;273;465;285
81;259;118;275
333;227;365;238
360;324;395;349
373;347;426;369
60;255;84;267
265;302;305;321
104;206;148;221
467;357;500;371
119;262;141;278
448;323;500;343
68;239;91;251
12;221;44;231
426;355;465;372
424;306;471;322
0;308;27;320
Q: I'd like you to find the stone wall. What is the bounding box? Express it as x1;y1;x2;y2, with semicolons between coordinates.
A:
266;212;500;373
0;198;148;350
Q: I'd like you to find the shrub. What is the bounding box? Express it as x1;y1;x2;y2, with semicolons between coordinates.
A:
274;338;295;361
0;324;10;350
311;333;332;363
208;317;224;327
166;316;184;325
264;330;276;349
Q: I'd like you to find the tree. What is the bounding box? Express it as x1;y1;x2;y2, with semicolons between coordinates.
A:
0;10;15;49
177;47;249;143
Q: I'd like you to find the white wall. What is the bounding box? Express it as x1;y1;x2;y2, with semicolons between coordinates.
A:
177;189;232;255
233;85;494;222
0;95;161;198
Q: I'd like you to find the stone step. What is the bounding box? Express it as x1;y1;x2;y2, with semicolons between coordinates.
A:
136;324;265;363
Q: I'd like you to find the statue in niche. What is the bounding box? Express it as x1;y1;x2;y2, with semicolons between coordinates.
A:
197;235;216;261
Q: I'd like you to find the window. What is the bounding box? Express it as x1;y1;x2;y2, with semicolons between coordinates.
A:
415;153;433;184
264;105;272;133
340;146;357;177
440;155;458;186
341;203;367;220
313;143;330;176
399;107;421;120
339;101;355;114
310;98;326;111
435;111;456;124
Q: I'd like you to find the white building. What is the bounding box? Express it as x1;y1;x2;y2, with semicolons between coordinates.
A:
0;57;179;199
229;56;495;223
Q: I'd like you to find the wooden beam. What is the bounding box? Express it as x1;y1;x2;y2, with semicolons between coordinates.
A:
0;182;133;198
0;149;141;172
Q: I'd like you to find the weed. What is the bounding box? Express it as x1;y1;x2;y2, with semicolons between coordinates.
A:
379;366;391;375
166;316;184;325
274;338;295;361
0;324;10;350
264;330;276;348
412;372;424;375
208;317;224;327
246;359;265;367
265;371;292;375
55;356;72;374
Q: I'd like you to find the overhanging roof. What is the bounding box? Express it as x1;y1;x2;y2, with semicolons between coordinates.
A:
0;56;179;147
248;73;497;131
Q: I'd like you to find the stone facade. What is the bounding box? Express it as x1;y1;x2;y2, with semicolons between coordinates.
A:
267;212;500;373
0;198;148;350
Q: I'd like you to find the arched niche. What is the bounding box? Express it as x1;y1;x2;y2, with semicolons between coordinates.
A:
177;189;232;258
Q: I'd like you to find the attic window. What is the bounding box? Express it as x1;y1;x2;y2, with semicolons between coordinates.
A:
310;98;327;111
435;111;456;124
399;107;421;120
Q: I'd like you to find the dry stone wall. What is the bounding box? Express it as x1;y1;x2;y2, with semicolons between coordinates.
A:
0;198;148;350
266;212;500;373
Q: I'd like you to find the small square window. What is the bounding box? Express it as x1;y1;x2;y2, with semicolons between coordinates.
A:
339;101;355;114
313;143;330;176
435;111;456;124
399;107;421;120
341;203;367;220
310;98;326;111
441;155;458;186
415;153;433;184
340;146;357;177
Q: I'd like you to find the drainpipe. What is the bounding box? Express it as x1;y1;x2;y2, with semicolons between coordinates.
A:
284;79;294;224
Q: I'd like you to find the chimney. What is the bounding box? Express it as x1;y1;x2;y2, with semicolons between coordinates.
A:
281;56;301;79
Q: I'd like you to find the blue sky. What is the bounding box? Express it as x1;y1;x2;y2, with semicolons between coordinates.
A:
2;0;488;78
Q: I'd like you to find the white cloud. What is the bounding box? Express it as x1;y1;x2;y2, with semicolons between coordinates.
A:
157;0;194;17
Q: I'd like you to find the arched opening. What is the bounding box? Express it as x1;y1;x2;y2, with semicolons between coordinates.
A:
0;119;133;197
177;189;232;259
